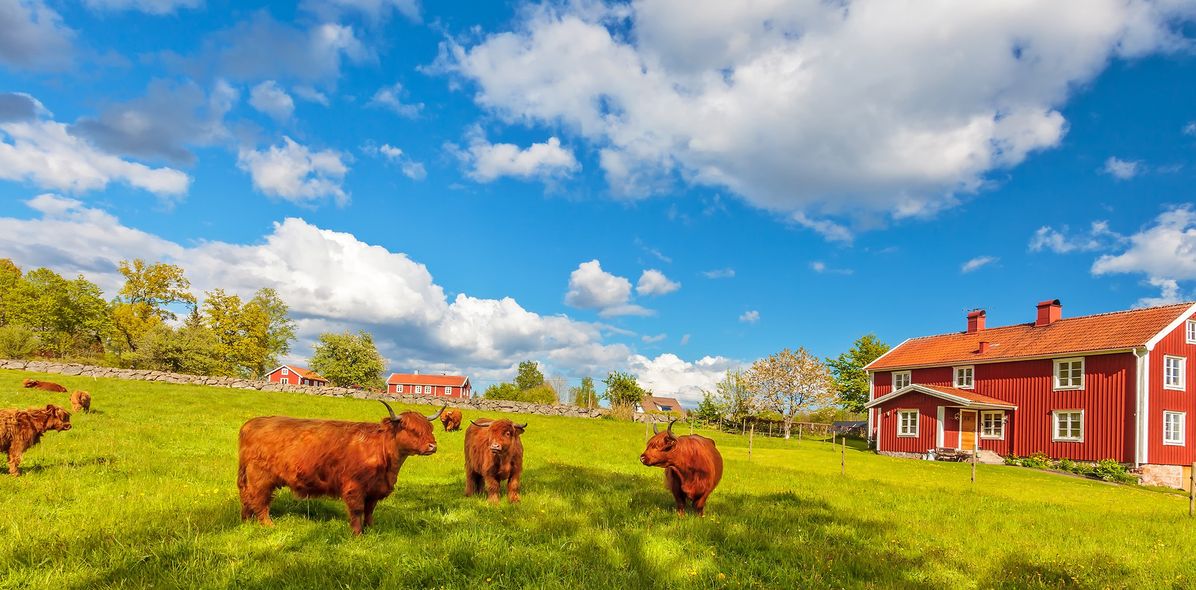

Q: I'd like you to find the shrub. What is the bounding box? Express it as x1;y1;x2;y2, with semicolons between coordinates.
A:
0;325;39;359
1093;459;1137;484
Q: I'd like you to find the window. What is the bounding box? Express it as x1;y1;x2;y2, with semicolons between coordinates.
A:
1165;356;1187;391
281;377;289;385
659;404;673;411
445;386;453;395
416;385;423;394
1165;411;1186;446
897;410;918;437
1052;410;1083;442
954;366;974;389
281;367;289;376
395;384;403;393
981;411;1004;439
1053;358;1084;390
1188;320;1196;344
892;371;911;390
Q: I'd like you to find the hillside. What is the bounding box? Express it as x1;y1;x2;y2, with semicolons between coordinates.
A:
2;370;1195;589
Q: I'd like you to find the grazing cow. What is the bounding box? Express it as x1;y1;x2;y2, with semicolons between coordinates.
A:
70;390;92;413
237;401;443;535
22;379;67;393
639;419;723;517
441;408;462;431
464;418;525;504
0;404;72;476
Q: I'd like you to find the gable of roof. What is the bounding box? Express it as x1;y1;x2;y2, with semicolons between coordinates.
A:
642;395;687;412
267;365;327;381
864;384;1017;410
386;373;469;387
867;302;1196;371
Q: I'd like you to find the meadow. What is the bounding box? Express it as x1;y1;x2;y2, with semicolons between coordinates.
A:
2;370;1196;589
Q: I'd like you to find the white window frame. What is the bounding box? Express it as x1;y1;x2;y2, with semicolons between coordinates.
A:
1188;320;1196;344
1052;410;1084;443
395;384;403;393
892;371;911;390
897;410;919;437
1053;357;1085;391
953;366;974;389
1164;411;1186;446
1164;355;1187;391
415;385;423;394
280;377;289;385
445;386;452;395
980;411;1004;440
281;367;289;376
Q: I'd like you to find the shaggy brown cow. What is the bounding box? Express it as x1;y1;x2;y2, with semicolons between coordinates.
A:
639;419;723;516
70;390;92;413
1;404;72;476
464;418;525;504
22;379;67;393
237;401;443;535
441;408;462;431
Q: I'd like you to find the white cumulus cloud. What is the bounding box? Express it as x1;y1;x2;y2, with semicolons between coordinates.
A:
249;81;295;122
739;310;760;324
961;256;998;273
1103;156;1141;180
0;0;74;70
565;260;651;317
628;353;742;405
458;129;579;183
237;137;349;205
636;269;680;296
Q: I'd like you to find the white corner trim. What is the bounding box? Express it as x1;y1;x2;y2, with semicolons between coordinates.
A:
1145;302;1196;350
936;406;945;448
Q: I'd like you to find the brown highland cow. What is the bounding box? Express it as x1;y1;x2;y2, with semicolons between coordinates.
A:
237;401;443;535
441;408;462;431
640;419;723;516
22;379;67;393
1;405;72;476
70;390;92;413
464;418;525;504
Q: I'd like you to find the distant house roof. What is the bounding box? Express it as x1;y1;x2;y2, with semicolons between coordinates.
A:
386;373;469;387
867;302;1195;371
641;395;687;415
865;384;1017;410
267;365;327;382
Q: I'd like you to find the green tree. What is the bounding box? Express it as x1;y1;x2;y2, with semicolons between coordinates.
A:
570;376;598;408
309;330;385;389
827;334;891;413
133;323;224;376
515;360;545;391
248;288;295;376
0;259;22;326
112;260;196;350
602;371;647;410
202;289;269;377
711;369;756;425
0;325;39;359
520;384;558;405
4;268;109;356
694;392;722;424
483;382;521;401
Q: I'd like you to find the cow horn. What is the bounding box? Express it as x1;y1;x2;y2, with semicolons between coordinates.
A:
426;404;446;421
379;400;398;421
471;420;491;428
515;423;527;430
652;421;660;435
666;418;677;437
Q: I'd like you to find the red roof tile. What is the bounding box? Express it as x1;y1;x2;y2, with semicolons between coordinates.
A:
386;373;469;387
868;303;1194;371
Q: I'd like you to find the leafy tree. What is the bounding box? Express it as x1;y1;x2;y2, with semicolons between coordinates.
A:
711;369;756;425
827;334;891;412
202;289;269;377
248;288;295;376
602;371;647;410
309;330;385;389
0;259;22;326
745;347;837;439
520;384;558;405
4;268;109;356
570;376;598;408
515;360;545;391
694;392;722;424
0;325;38;358
483;382;521;401
133;323;224;376
112;260;195;350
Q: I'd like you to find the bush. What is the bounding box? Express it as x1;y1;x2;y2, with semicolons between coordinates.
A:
0;325;39;359
1093;459;1137;484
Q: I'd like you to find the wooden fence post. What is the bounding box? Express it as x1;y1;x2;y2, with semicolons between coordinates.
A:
1189;462;1195;517
644;419;651;443
769;422;773;438
689;419;694;436
748;423;755;460
840;436;846;476
971;441;978;483
799;424;803;441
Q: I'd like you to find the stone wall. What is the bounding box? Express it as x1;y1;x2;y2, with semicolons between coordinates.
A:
1138;464;1184;490
0;359;608;419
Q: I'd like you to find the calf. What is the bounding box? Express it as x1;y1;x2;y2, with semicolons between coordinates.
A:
70;390;92;413
464;418;525;503
639;419;723;516
441;408;462;431
0;404;72;476
22;379;67;393
238;401;443;535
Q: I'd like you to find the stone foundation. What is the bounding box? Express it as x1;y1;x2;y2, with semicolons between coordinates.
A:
878;450;928;460
1138;464;1184;489
0;359;608;419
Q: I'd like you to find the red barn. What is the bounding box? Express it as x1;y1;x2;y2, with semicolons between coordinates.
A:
264;365;328;387
386;373;471;399
866;299;1196;488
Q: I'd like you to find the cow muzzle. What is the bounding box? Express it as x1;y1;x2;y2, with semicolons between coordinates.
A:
424;443;437;454
639;454;648;465
489;443;502;454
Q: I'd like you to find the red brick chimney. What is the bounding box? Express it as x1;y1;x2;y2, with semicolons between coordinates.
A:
1035;299;1062;327
967;310;986;334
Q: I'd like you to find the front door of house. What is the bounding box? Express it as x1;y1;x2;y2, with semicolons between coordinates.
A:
960;410;977;451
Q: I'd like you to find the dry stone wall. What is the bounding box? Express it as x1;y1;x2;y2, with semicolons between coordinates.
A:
0;359;608;419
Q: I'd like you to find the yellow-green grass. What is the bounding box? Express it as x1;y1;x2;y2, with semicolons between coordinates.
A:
1;369;1195;589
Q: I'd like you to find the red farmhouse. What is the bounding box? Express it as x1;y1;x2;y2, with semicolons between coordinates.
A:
386;373;472;399
866;299;1196;488
264;365;328;387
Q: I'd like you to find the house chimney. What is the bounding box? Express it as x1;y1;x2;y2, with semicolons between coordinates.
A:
967;310;986;333
413;369;419;375
1035;299;1062;327
977;341;990;354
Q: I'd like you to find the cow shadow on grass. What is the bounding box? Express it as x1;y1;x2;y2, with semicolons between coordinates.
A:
16;454;117;474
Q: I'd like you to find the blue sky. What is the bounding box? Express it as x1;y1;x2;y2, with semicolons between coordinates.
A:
2;0;1196;403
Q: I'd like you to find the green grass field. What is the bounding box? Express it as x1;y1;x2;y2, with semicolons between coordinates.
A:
2;369;1196;589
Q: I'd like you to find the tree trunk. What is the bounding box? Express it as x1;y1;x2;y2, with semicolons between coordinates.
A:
783;418;792;440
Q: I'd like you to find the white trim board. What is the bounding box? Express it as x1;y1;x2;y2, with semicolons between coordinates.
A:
864;384;1017;410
